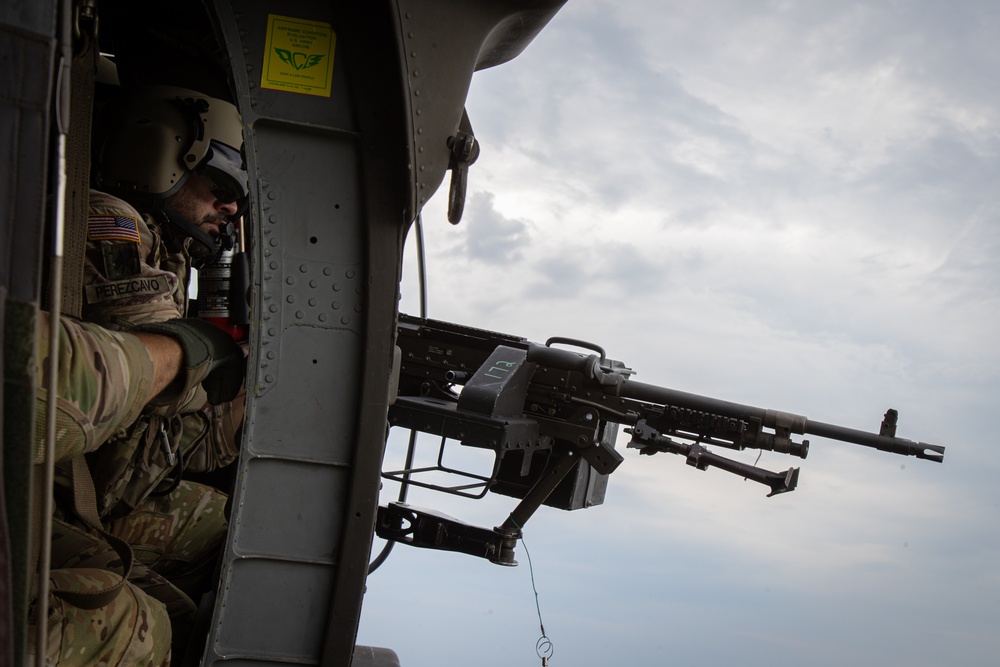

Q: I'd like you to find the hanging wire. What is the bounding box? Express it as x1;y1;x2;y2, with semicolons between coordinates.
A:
511;518;554;664
369;212;429;574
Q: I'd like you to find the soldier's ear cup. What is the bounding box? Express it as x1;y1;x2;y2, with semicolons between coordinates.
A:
133;318;245;404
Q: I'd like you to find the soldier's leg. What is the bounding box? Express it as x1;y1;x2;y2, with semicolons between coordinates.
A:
37;571;172;667
104;480;228;602
54;511;198;654
30;519;172;666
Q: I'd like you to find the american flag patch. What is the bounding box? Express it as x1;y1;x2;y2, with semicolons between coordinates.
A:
88;214;141;243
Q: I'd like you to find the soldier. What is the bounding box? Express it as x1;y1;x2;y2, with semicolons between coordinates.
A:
56;84;250;654
31;312;244;666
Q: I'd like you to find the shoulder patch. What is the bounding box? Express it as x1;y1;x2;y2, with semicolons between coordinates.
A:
88;214;141;243
101;243;142;280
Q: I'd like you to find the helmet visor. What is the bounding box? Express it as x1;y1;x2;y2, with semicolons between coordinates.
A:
198;140;249;214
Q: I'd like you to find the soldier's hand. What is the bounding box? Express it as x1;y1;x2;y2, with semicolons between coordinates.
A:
132;318;245;404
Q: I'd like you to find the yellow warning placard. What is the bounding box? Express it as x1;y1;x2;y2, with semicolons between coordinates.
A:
261;15;336;97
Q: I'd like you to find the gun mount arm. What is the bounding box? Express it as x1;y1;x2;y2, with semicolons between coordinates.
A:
377;502;519;566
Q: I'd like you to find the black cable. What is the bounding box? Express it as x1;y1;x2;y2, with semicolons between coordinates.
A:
368;213;429;574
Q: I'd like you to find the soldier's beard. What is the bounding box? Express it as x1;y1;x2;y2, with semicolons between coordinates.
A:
155;206;224;269
183;233;221;265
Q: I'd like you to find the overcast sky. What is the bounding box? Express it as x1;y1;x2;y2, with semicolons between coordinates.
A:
356;2;1000;665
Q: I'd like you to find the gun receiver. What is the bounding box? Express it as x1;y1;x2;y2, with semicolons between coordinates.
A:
377;314;946;564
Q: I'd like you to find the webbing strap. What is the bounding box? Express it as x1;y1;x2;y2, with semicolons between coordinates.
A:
46;458;134;610
59;23;98;319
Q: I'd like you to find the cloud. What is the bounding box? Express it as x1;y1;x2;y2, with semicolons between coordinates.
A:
462;191;530;264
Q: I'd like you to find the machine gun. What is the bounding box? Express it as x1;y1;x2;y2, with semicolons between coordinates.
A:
376;314;946;566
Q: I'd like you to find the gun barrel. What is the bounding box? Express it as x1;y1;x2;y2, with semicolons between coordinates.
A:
622;380;945;463
806;420;945;462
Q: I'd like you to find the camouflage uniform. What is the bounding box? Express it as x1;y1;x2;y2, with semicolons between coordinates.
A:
32;313;172;666
49;190;242;653
82;189;241;520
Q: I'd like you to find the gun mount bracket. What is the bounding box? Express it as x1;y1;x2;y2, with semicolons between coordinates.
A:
377;502;518;565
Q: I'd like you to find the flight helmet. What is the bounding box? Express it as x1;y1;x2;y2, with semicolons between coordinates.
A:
93;85;248;263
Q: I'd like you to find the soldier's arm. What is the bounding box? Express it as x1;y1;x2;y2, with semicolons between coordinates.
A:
36;313;199;461
132;331;184;399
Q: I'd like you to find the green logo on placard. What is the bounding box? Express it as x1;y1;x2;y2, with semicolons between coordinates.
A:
274;49;325;71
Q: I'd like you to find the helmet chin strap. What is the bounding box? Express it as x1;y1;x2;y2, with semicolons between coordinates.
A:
152;201;235;269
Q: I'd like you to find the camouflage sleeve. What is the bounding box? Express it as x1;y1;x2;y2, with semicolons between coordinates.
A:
84;190;206;417
82;190;185;329
35;312;155;463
